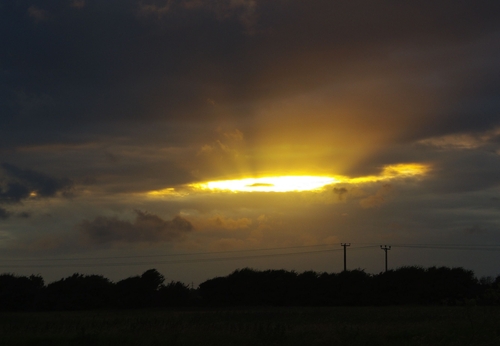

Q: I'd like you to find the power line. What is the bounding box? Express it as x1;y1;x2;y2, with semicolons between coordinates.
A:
393;245;500;251
0;247;361;269
2;243;499;263
0;243;499;270
0;243;346;263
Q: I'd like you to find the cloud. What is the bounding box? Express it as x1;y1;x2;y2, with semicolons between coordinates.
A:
179;0;258;32
224;129;244;141
139;1;173;17
0;163;73;203
333;187;348;200
202;215;252;231
359;184;393;208
17;211;31;219
2;0;499;155
27;6;49;22
464;226;487;235
418;127;500;150
71;0;86;9
198;140;235;156
422;150;500;193
79;210;193;245
0;207;10;220
209;238;246;251
1;0;500;281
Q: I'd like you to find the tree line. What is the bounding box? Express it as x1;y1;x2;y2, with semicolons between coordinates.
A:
1;266;500;311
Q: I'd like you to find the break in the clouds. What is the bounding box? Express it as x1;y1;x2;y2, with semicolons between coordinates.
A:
1;1;500;283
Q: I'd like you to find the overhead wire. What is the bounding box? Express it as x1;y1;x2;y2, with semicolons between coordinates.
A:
0;245;379;269
0;243;499;269
0;242;346;262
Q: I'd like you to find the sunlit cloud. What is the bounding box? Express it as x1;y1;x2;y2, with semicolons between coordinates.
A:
193;176;339;193
146;163;430;197
347;163;430;184
418;127;500;150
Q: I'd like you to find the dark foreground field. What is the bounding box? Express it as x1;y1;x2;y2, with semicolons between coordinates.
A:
1;306;499;346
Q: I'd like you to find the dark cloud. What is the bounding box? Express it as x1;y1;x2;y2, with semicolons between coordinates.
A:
464;226;487;235
27;5;50;22
71;1;86;10
0;207;10;220
360;184;393;208
79;210;193;245
422;151;500;193
17;211;31;218
0;163;73;203
333;187;348;200
1;1;499;149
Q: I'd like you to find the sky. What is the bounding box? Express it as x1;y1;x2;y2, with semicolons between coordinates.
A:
1;0;500;285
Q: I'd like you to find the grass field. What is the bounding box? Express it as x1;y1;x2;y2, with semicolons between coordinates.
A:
0;306;499;345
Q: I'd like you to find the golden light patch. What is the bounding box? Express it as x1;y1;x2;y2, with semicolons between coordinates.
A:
146;163;430;197
193;176;340;192
382;163;430;177
348;163;430;183
146;188;189;197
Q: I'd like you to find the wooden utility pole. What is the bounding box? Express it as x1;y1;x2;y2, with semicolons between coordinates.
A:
380;245;391;272
341;243;350;271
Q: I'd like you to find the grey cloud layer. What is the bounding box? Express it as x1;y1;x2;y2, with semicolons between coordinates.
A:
79;210;193;245
1;0;500;148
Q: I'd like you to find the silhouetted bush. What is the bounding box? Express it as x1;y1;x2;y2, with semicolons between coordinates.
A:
0;274;44;311
0;266;493;310
46;274;114;310
199;266;480;306
158;281;191;307
115;269;165;308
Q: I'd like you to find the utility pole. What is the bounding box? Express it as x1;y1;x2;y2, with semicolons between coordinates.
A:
341;243;350;271
380;245;391;272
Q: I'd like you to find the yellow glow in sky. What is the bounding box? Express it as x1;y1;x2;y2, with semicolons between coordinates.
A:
146;163;430;196
194;176;340;192
348;163;430;183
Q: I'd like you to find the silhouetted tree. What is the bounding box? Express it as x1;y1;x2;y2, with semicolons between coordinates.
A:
0;274;44;311
423;266;478;304
115;269;165;308
479;275;500;305
46;274;114;310
0;265;494;310
158;281;191;307
373;266;427;305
